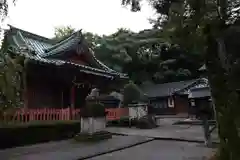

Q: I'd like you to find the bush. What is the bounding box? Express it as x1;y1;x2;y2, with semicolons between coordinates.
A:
0;121;80;149
136;116;158;129
123;81;148;106
123;81;142;105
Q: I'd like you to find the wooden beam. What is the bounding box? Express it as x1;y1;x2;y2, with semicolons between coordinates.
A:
70;85;75;119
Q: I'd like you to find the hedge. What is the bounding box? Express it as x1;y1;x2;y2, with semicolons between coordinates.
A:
0;121;80;149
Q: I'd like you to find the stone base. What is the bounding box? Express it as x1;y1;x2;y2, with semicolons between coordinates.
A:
81;117;106;133
74;131;112;142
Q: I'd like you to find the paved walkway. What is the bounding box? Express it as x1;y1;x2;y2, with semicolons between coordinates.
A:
105;125;219;143
0;118;218;160
0;136;153;160
90;140;215;160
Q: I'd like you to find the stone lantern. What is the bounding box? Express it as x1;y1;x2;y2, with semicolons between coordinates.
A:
75;88;111;141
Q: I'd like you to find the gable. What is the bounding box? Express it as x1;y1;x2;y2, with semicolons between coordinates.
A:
7;25;55;56
7;25;128;79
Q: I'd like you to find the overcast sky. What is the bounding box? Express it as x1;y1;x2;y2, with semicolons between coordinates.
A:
7;0;155;38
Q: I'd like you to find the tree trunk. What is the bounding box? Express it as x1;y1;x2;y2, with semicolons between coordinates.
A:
206;31;240;160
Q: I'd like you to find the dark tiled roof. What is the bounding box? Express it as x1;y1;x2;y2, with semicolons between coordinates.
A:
9;25;55;56
42;30;82;57
10;47;118;79
189;87;211;98
141;79;199;98
7;25;128;79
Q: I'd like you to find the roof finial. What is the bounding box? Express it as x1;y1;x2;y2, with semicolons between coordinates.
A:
77;29;83;37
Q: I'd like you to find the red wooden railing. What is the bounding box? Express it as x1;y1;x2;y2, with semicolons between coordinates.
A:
2;108;80;123
105;108;129;121
1;107;130;123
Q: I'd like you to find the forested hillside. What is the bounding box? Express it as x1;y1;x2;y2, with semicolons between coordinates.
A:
55;26;204;85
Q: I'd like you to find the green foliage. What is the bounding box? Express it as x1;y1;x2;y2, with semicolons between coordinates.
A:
123;81;143;105
0;55;23;108
53;25;76;42
52;25;202;84
86;28;202;84
0;31;24;114
122;0;240;159
136;115;158;129
0;0;16;22
0;0;17;38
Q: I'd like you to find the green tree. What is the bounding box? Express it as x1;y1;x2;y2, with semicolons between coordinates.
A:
0;0;16;22
0;0;17;38
53;25;201;84
122;0;240;159
93;28;201;84
0;31;24;118
0;0;24;118
53;25;76;42
123;81;143;105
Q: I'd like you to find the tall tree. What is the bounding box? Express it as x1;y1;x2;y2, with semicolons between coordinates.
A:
52;26;201;84
0;0;26;119
122;0;240;159
0;0;17;40
93;28;201;84
0;0;16;22
0;28;24;119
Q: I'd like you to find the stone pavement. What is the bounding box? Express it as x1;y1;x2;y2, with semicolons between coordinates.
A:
105;125;219;143
0;135;153;160
90;140;216;160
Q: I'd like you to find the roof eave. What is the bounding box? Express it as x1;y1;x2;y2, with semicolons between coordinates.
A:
9;25;55;44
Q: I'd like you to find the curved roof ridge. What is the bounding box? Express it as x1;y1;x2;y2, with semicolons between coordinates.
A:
85;41;128;78
43;29;82;56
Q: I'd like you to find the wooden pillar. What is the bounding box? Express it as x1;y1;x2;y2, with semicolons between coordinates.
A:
23;88;28;109
61;91;64;108
70;86;75;119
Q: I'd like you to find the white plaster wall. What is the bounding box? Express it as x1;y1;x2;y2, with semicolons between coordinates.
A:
129;106;148;120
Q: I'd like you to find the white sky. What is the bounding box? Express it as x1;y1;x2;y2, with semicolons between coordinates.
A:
7;0;155;38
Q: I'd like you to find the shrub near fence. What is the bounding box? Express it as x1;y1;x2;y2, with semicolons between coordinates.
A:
0;107;130;149
0;121;80;149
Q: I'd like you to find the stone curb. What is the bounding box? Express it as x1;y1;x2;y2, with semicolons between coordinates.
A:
110;133;219;145
173;120;216;125
152;137;219;145
77;138;154;160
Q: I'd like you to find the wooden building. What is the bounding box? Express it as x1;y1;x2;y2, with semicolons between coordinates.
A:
186;79;213;119
6;26;128;109
141;78;211;115
141;79;198;115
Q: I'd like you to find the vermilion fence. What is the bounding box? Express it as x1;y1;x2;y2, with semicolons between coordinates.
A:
2;108;80;123
105;108;129;121
2;107;129;123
